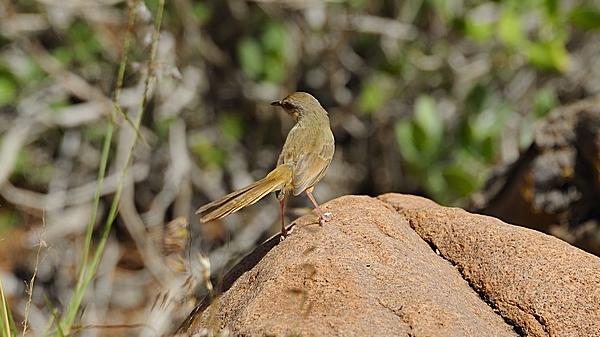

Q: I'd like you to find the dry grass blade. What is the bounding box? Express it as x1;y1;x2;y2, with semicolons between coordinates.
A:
22;213;51;335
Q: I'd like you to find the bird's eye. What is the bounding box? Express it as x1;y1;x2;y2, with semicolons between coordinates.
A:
283;102;293;110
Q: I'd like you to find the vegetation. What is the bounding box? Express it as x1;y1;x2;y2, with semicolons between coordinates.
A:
0;0;599;335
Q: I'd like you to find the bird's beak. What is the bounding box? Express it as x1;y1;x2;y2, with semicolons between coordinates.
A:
271;101;281;106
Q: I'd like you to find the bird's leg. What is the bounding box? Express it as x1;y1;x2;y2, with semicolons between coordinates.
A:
305;187;332;225
276;191;288;238
279;198;288;237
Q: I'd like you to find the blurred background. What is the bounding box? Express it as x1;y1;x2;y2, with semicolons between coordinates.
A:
1;0;600;335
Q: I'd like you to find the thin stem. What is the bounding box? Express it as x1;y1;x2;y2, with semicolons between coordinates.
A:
60;0;139;332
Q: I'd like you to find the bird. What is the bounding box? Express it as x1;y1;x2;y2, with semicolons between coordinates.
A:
195;92;335;237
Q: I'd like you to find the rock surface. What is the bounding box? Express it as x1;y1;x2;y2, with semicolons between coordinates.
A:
469;97;600;256
178;194;600;336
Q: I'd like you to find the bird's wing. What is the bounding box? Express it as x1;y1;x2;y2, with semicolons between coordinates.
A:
288;128;335;196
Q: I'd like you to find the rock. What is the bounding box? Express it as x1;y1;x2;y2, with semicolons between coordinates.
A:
469;97;600;256
177;194;600;336
380;193;600;336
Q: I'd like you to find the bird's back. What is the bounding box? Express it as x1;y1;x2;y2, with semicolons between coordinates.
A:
278;116;335;196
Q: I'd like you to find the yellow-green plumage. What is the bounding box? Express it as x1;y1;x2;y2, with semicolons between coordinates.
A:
196;92;335;236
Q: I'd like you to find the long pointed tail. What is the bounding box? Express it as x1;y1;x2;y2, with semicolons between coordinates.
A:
196;164;294;222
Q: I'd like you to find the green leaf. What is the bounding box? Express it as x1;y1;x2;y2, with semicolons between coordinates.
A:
190;134;227;167
0;209;19;233
12;147;28;176
359;83;383;115
238;37;264;80
52;47;72;65
69;21;102;63
424;167;446;199
49;99;70;113
465;84;488;115
264;55;286;84
193;3;212;24
0;75;16;106
154;118;173;142
84;122;110;144
548;42;571;73
262;23;287;55
545;0;558;16
526;42;552;70
464;20;494;42
219;113;245;142
414;94;443;147
412;122;432;156
394;121;419;164
14;55;44;83
526;41;571;72
480;135;495;162
497;9;525;47
533;87;558;118
443;165;478;197
570;6;600;30
470;104;507;141
358;74;394;115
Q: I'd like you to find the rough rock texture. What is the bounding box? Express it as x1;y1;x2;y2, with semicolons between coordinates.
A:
380;193;600;336
178;194;600;336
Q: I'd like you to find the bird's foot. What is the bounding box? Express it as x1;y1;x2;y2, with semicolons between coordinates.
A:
319;212;333;226
279;226;293;241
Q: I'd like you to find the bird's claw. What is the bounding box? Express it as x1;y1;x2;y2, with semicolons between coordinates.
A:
319;212;333;226
280;226;293;241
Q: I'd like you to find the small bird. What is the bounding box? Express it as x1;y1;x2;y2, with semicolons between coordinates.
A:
195;92;335;237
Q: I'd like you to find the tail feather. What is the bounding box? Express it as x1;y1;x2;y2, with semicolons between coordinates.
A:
198;178;277;221
196;164;293;222
195;181;258;214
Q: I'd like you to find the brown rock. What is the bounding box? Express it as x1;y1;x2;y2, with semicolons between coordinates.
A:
469;97;600;255
380;193;600;336
179;195;527;336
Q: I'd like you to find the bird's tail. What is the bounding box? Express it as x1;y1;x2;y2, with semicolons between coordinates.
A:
196;163;294;222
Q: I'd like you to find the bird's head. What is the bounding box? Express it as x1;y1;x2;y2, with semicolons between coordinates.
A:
271;92;327;122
